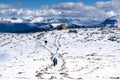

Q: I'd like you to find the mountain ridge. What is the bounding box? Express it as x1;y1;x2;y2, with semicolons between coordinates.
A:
0;17;118;33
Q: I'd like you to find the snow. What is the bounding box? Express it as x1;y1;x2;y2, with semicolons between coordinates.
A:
3;18;23;23
30;17;44;23
51;23;61;28
0;28;120;80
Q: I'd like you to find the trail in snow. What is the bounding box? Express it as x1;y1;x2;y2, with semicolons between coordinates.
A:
35;33;75;80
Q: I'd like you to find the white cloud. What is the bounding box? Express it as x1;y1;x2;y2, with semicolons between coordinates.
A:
0;0;120;23
106;10;117;17
40;2;108;19
52;2;84;10
96;0;120;11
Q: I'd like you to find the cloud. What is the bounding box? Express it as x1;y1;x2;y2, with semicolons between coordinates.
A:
52;2;84;10
0;0;120;23
40;2;106;19
10;2;23;7
94;0;120;19
95;0;120;11
0;2;23;9
0;3;12;9
106;10;117;17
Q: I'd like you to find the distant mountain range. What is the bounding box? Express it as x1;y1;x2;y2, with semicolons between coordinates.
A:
0;17;118;33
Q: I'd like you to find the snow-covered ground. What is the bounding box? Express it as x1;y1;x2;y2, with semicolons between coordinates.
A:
0;28;120;80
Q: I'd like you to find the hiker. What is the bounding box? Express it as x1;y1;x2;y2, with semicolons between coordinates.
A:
53;57;58;66
45;40;47;45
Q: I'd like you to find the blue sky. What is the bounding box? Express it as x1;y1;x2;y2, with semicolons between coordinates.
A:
0;0;118;21
0;0;111;9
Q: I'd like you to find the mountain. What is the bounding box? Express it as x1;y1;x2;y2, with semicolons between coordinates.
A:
101;17;118;27
0;22;53;33
0;17;118;33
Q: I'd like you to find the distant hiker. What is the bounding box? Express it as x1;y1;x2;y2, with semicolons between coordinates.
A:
53;57;58;66
45;40;47;45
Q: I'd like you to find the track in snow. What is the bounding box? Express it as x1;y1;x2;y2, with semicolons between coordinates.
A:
35;34;75;80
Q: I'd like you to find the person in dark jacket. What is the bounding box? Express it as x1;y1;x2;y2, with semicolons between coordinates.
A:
44;40;47;45
53;57;58;66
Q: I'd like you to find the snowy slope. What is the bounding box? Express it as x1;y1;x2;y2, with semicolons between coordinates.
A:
0;28;120;80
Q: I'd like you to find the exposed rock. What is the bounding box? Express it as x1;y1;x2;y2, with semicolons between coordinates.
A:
68;29;78;33
57;24;68;30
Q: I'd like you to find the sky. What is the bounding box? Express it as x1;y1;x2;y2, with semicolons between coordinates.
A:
0;0;111;9
0;0;119;22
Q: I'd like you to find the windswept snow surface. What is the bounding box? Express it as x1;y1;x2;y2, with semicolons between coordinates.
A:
0;28;120;80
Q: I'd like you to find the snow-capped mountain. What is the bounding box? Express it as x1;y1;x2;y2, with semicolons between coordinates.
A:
0;16;118;33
